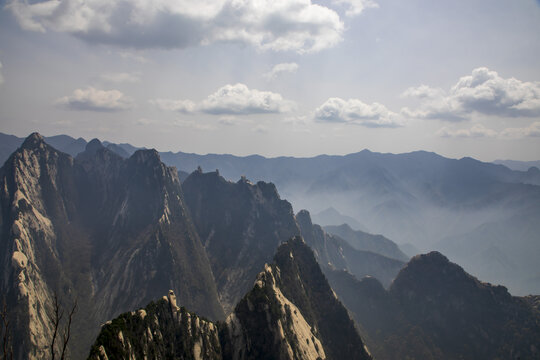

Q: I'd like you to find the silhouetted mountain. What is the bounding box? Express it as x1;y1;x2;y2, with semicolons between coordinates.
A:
311;207;369;232
328;252;540;359
0;133;223;359
102;140;142;157
90;237;372;360
324;223;408;261
182;169;299;313
296;210;404;288
494;159;540;172
0;132;88;164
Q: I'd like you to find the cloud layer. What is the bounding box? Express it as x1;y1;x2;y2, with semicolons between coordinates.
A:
314;97;402;127
263;63;299;80
500;122;540;138
438;122;540;139
56;87;133;112
152;83;295;115
437;124;497;138
333;0;379;17
7;0;347;53
403;67;540;121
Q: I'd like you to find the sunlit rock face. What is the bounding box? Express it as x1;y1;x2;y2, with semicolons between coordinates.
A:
88;290;222;360
0;133;223;359
221;236;372;360
90;238;372;360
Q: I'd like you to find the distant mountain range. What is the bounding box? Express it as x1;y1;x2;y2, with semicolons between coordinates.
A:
2;132;539;359
494;159;540;171
1;131;539;295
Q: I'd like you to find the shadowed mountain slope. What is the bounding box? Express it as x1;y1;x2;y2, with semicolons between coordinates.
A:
327;252;540;360
182;169;300;313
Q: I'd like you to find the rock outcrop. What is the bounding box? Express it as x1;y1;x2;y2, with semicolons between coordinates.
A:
89;290;222;360
89;237;372;360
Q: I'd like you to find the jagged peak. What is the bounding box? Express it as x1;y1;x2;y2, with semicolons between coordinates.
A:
85;138;104;153
409;251;449;266
129;148;162;166
295;210;313;228
237;175;253;185
21;132;46;150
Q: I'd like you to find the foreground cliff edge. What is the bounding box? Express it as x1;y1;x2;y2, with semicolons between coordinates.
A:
88;237;372;360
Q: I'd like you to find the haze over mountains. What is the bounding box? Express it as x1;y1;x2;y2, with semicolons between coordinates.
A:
1;131;539;296
1;132;539;359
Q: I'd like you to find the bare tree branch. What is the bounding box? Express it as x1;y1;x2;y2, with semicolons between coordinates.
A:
47;292;64;360
60;298;77;360
47;292;76;360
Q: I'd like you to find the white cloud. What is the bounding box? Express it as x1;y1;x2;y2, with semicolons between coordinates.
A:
200;83;295;115
7;0;344;53
0;61;3;84
401;84;445;99
437;122;540;139
149;99;197;113
99;72;141;83
152;83;295;116
263;63;299;80
332;0;378;17
56;87;133;112
500;122;540;139
437;124;498;138
403;67;540;121
314;97;403;128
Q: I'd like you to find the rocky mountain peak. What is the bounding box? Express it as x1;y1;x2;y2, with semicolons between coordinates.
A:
295;209;313;229
85;138;104;153
20;132;46;150
129;148;162;167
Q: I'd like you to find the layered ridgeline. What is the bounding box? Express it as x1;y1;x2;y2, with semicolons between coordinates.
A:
3;131;540;295
0;134;223;359
182;169;300;313
327;252;540;360
88;237;372;360
296;210;404;288
324;223;409;262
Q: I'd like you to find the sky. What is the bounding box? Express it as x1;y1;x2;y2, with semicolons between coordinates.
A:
0;0;539;161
